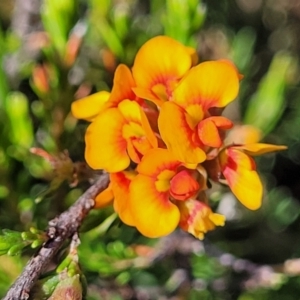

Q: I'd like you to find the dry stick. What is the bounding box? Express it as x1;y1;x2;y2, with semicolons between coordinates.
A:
3;173;109;300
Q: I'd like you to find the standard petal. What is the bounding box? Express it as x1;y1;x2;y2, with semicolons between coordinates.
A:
129;174;180;238
85;108;129;172
172;60;240;110
71;91;110;121
158;102;206;164
132;36;193;101
137;148;181;177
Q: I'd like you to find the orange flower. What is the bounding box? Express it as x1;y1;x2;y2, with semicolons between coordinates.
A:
219;143;287;210
72;35;288;241
132;36;197;106
128;148;203;238
158;60;239;164
85;100;157;172
178;197;225;240
71;91;110;122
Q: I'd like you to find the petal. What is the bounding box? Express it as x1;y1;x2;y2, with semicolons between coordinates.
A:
106;64;137;107
169;169;200;200
220;148;262;210
197;117;233;148
71;91;110;121
219;148;255;171
223;164;263;210
94;185;114;208
197;119;222;148
132;36;192;101
85;108;129;172
118;100;158;161
137;148;181;177
111;171;136;226
118;100;157;147
126;138;141;164
234;143;287;156
158;102;206;164
172;60;240;110
129;174;180;238
178;199;225;239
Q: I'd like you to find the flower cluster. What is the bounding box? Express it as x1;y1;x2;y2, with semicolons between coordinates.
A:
72;36;286;239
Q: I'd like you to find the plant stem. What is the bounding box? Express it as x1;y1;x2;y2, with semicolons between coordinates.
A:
3;173;109;300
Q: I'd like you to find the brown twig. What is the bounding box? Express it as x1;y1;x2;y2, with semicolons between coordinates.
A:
3;173;109;300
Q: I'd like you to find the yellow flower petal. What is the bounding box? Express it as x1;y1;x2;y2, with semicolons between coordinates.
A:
137;148;181;177
94;184;114;208
132;36;193;102
224;165;263;210
106;64;138;108
172;60;240;110
118;100;157;147
158;102;206;164
85;108;129;172
178;199;225;239
220;148;262;210
71;91;110;121
129;174;180;238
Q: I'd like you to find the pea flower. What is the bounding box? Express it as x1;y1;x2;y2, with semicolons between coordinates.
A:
72;35;287;240
158;60;240;165
132;35;198;106
128;148;208;237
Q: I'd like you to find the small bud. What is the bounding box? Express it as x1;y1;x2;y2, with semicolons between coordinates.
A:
7;243;25;256
31;239;44;249
64;35;82;67
21;231;36;241
32;64;50;94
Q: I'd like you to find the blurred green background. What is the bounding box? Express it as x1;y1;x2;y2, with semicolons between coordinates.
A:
1;0;300;299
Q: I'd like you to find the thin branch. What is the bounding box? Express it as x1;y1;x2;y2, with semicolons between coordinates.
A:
3;173;109;300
